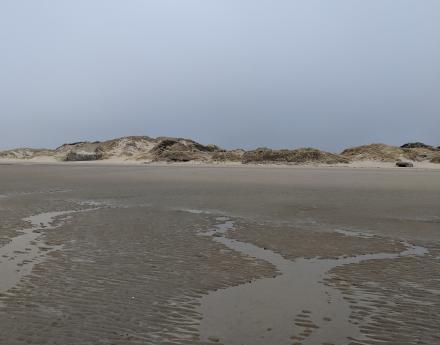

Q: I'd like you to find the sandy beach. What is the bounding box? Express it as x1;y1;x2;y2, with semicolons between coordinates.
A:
2;0;439;343
0;164;439;344
1;156;440;170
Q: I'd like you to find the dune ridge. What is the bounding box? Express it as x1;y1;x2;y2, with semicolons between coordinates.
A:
1;136;439;167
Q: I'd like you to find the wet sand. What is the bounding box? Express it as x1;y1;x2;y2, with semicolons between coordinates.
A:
0;211;73;292
0;164;439;344
197;216;427;345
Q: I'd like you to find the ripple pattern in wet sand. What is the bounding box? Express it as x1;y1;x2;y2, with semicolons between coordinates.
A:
197;216;428;345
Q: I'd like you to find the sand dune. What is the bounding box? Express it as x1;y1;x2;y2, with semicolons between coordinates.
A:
1;137;439;168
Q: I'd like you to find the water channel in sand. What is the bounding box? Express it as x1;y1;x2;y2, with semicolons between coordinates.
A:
0;211;75;293
197;215;428;345
0;205;103;293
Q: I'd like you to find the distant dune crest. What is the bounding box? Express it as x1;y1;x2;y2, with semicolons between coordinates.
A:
341;143;440;163
1;137;439;165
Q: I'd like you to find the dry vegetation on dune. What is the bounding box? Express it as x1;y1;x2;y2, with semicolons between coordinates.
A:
95;136;157;159
242;147;350;165
0;148;56;160
58;136;158;161
341;143;405;162
341;142;440;163
211;149;245;162
1;137;439;165
150;137;219;162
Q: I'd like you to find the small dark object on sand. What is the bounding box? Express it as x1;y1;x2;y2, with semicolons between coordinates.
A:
396;161;414;168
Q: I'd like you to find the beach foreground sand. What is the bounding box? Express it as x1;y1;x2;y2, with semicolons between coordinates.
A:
0;164;439;344
1;156;440;170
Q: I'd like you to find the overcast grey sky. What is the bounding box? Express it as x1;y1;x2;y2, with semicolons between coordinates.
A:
1;1;439;152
